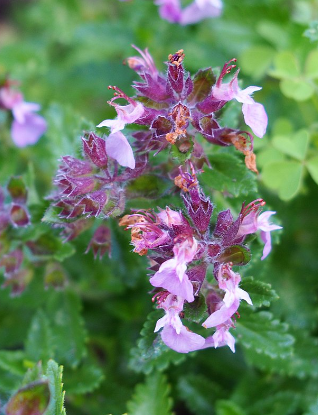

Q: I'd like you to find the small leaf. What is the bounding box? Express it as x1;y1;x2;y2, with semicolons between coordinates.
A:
218;245;251;266
236;310;295;358
240;276;279;307
305;50;318;79
262;161;303;200
187;68;216;105
280;79;313;101
183;293;207;323
0;350;26;376
63;360;104;395
215;400;247;415
240;45;275;79
45;360;66;415
5;381;50;415
306;155;318;185
269;51;300;79
272;129;309;161
126;372;173;415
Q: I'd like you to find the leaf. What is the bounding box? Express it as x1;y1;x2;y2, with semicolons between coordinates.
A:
262;161;304;200
279;79;313;101
240;277;279;308
129;310;186;375
6;380;50;415
45;360;66;415
236;310;295;359
305;50;318;79
46;291;87;367
215;400;246;415
272;129;309;161
7;176;28;204
170;136;194;164
304;21;318;42
0;350;26;376
126;174;172;200
306;155;318;185
269;51;300;79
219;100;241;130
218;245;251;266
183;294;207;323
126;372;173;415
240;45;275;79
187;68;216;105
177;374;225;415
200;153;257;197
25;310;55;364
63;361;104;395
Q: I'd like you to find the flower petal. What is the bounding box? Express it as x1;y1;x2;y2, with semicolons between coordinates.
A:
105;131;135;169
242;102;268;138
161;325;205;353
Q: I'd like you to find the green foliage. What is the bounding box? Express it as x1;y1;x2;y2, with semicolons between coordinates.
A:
126;372;173;415
45;360;66;415
240;277;278;308
184;293;207;323
187;68;216;104
215;401;246;415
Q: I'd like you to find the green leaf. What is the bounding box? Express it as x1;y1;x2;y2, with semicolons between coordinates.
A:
25;309;55;364
304;21;318;42
305;398;318;415
272;129;309;161
306;155;318;185
47;291;87;368
170;136;194;164
257;147;286;169
218;245;251;266
129;310;186;375
45;360;66;415
262;161;304;200
215;400;246;415
240;46;275;79
0;350;26;376
280;79;314;101
305;50;318;79
63;361;104;395
177;374;225;415
236;310;294;359
187;68;216;105
201;153;257;197
219;100;241;130
269;51;300;79
184;293;207;323
7;176;28;204
126;174;172;200
240;277;279;307
126;372;173;415
6;380;50;415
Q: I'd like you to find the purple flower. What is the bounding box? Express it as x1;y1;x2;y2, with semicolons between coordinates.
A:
0;84;47;147
155;0;222;25
213;68;267;138
126;45;159;79
150;237;198;302
154;294;205;353
237;201;282;260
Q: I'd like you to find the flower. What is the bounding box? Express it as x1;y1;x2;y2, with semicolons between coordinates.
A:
154;293;205;353
149;237;198;302
213;67;268;138
0;84;47;147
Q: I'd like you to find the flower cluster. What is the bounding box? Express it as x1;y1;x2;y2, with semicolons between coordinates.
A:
120;166;281;353
97;47;267;174
0;80;47;147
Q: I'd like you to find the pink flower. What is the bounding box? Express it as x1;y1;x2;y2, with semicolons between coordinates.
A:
97;102;144;134
154;294;205;353
213;69;267;138
237;204;282;260
126;45;159;80
157;207;185;227
149;237;197;302
0;85;46;147
203;265;252;328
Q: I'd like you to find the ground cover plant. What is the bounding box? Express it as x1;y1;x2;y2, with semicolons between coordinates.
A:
1;0;318;414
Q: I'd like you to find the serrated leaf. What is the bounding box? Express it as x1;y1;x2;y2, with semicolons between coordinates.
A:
215;400;246;415
240;277;278;307
236;310;294;358
184;294;207;323
6;380;50;415
0;350;26;376
126;372;173;415
45;360;66;415
280;79;313;101
129;310;186;375
63;361;104;395
272;129;309;161
25;310;55;364
187;68;216;105
249;390;300;415
305;50;318;79
47;291;87;367
306;155;318;185
262;161;303;200
269;51;300;79
200;153;257;197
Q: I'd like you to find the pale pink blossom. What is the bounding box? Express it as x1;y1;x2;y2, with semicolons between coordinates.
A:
213;70;268;138
127;45;159;79
157;207;185;227
150;237;198;302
